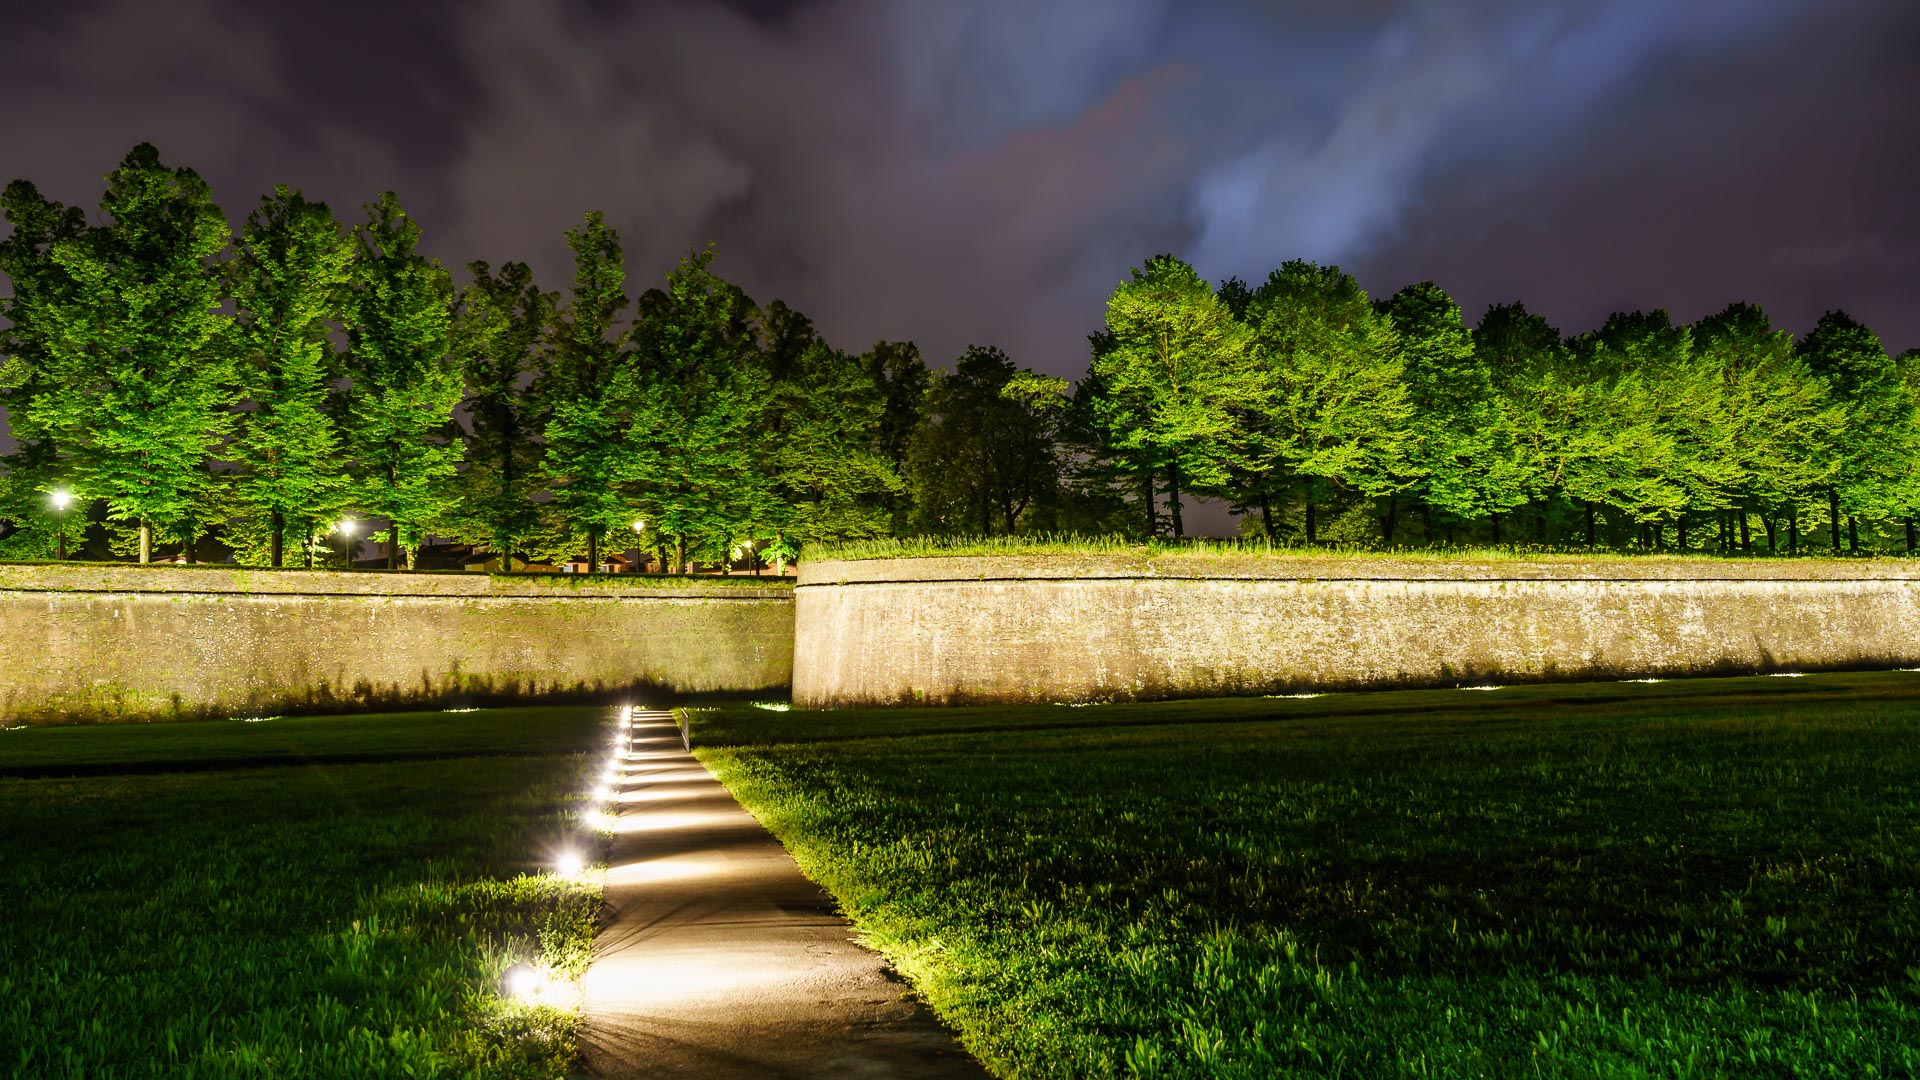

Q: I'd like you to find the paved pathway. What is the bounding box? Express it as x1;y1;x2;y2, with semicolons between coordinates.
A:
579;708;988;1079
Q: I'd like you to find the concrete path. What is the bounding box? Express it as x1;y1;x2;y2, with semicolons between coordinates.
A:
579;708;988;1079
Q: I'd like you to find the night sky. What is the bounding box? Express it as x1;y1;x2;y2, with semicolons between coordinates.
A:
2;0;1916;372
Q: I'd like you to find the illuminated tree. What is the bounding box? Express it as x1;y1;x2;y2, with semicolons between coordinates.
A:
0;180;88;559
341;192;462;569
21;144;236;563
450;259;550;567
228;186;354;567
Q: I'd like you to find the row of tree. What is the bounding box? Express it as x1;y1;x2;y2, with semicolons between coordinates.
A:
1;144;1915;567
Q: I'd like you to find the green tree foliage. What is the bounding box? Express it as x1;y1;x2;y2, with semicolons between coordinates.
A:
1380;281;1519;540
20;144;235;562
1236;261;1410;543
1691;303;1841;552
536;212;633;570
1089;255;1253;537
625;247;770;571
908;346;1063;535
0;181;88;558
450;260;550;566
341;192;462;569
1797;310;1908;551
860;339;931;534
227;186;354;567
756;304;901;550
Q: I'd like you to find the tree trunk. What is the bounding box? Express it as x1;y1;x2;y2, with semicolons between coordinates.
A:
1788;508;1798;555
1828;486;1841;550
1585;502;1595;548
587;529;599;575
1739;511;1751;555
1304;501;1317;545
1652;522;1664;550
1490;513;1500;544
1142;467;1156;536
1676;515;1687;552
388;525;400;570
1167;464;1184;539
1381;495;1397;545
1421;504;1434;544
270;510;284;569
1848;516;1859;553
184;528;196;564
139;519;150;564
1762;512;1776;553
1908;518;1916;554
1259;493;1274;542
676;535;687;576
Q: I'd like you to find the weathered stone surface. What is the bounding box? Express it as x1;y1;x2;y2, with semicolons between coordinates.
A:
0;565;793;724
794;556;1920;706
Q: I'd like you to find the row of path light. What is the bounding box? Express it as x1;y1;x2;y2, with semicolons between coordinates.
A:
503;703;663;1006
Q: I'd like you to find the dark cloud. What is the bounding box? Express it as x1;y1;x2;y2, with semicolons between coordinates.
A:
2;0;1915;369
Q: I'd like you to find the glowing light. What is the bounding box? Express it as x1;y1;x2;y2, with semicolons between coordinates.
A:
593;784;613;800
234;715;284;723
1262;693;1323;699
444;707;481;713
608;809;736;834
750;701;791;712
604;854;729;886
337;520;356;537
585;809;616;831
503;962;541;1000
1460;685;1503;691
1621;679;1664;684
555;850;585;878
49;490;71;510
632;520;646;533
1767;672;1806;678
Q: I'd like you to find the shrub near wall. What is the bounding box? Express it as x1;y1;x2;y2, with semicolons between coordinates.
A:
0;564;793;725
793;554;1920;706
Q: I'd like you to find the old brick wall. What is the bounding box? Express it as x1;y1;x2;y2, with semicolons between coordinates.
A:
0;565;793;724
793;555;1920;705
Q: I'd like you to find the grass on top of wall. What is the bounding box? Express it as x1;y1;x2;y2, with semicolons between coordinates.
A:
799;533;1905;563
0;559;796;588
0;705;613;1079
693;671;1920;1078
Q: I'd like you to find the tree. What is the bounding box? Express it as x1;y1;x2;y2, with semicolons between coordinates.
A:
1088;255;1253;538
227;186;354;567
1797;310;1906;551
1691;303;1840;553
907;346;1062;535
450;260;549;567
1237;261;1410;544
0;180;88;559
340;192;462;569
625;247;770;571
860;339;930;534
1380;281;1520;541
23;144;235;563
756;306;901;551
537;212;633;571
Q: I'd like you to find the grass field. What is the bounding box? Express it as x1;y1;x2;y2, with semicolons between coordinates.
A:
695;673;1920;1078
0;705;611;1078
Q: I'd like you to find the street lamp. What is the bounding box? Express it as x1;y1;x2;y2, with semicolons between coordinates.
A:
337;520;357;569
50;490;70;561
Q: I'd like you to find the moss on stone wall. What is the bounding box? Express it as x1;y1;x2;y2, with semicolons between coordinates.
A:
0;565;793;726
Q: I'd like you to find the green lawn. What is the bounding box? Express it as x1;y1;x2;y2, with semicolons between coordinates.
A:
0;706;610;1078
695;673;1920;1078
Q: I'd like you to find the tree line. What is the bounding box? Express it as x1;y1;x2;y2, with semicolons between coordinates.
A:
1;145;1914;569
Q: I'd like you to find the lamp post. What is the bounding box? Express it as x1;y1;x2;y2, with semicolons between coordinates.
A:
50;490;70;561
337;520;356;569
632;520;646;573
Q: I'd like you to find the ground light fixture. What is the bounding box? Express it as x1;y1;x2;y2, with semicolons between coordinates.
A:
555;850;585;879
502;962;542;1002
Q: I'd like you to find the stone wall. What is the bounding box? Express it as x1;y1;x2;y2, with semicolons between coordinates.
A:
0;564;793;724
793;555;1920;706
